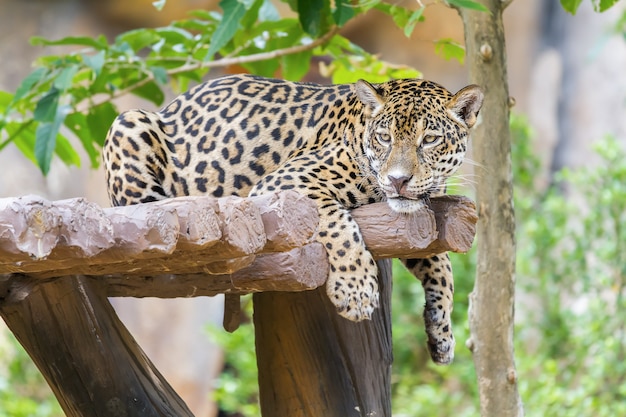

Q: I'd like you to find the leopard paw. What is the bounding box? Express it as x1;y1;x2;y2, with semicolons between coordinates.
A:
424;307;456;364
326;261;380;322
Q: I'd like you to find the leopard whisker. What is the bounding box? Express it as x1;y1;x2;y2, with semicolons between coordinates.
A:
460;158;485;169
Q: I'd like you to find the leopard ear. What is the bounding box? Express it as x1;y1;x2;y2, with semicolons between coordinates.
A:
447;85;484;129
355;80;385;116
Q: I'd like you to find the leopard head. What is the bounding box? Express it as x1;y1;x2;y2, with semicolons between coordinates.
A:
356;79;483;213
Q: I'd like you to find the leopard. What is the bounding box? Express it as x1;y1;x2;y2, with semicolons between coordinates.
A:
103;74;483;364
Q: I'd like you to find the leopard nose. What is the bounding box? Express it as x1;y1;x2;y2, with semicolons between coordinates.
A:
388;175;411;193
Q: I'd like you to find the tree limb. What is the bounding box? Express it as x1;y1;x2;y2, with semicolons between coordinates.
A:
79;28;340;112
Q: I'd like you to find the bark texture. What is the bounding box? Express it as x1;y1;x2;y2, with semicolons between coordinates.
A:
460;1;524;416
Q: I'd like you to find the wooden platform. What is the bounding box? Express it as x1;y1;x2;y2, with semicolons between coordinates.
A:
0;191;477;417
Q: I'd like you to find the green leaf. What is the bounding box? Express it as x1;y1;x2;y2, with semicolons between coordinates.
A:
1;119;33;152
65;112;99;168
12;68;48;103
593;0;619;12
35;105;70;175
259;0;280;21
352;0;382;13
87;102;118;146
389;67;422;79
116;29;160;52
82;50;106;77
152;0;166;11
90;66;113;94
53;65;79;91
188;9;221;21
333;0;356;27
154;27;194;46
241;0;264;29
205;0;249;61
434;38;465;64
241;58;280;78
30;35;108;50
560;0;583;13
281;50;312;81
0;91;13;111
55;132;81;167
404;7;425;38
131;80;165;107
35;122;57;174
33;88;60;122
249;17;301;35
297;0;325;36
150;66;169;85
5;120;37;161
375;4;424;35
447;0;491;13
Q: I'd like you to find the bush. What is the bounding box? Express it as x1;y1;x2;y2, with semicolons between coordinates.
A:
515;136;626;416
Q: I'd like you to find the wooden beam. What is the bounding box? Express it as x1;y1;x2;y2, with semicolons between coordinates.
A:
352;195;477;257
254;259;393;417
0;191;319;277
104;243;329;298
0;275;194;417
0;193;476;296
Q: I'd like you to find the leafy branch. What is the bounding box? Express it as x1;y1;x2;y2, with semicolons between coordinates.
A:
0;0;434;174
78;27;341;113
560;0;621;14
0;0;501;175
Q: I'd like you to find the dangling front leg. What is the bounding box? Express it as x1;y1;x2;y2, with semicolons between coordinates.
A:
314;202;380;321
249;153;380;322
402;253;455;364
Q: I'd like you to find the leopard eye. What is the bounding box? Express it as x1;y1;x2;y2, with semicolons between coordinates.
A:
422;134;443;147
376;132;391;146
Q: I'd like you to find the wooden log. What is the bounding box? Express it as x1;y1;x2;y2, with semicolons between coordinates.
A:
0;195;118;260
104;243;329;298
251;197;476;417
350;195;477;258
0;275;194;417
106;197;220;254
427;195;478;253
254;259;393;417
0;191;319;278
0;195;475;296
83;196;475;297
248;191;319;252
223;294;242;333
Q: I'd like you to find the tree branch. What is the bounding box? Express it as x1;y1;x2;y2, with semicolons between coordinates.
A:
79;28;340;112
501;0;515;10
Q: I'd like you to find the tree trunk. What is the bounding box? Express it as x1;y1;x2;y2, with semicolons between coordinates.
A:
253;259;393;417
459;1;524;416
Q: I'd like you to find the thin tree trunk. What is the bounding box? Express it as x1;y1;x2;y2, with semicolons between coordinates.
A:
459;1;524;416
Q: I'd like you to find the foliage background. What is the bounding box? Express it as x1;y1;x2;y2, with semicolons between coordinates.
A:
0;0;625;416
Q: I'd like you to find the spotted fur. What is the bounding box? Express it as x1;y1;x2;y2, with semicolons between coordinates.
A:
103;74;483;364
